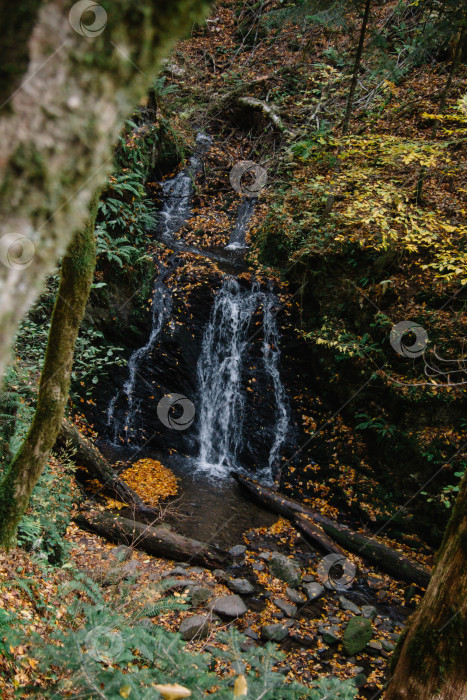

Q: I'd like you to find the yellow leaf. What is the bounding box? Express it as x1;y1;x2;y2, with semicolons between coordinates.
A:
119;685;131;698
154;684;191;699
234;675;248;697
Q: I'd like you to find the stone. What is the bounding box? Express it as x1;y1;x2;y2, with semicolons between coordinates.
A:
381;639;395;652
366;641;383;655
161;566;188;578
302;574;315;583
258;551;272;561
286;587;306;605
377;589;388;602
261;624;289;642
354;673;367;689
110;545;132;562
252;562;265;571
273;611;284;620
211;595;247;619
273;598;297;618
339;596;361;615
244;627;260;640
212;569;229;582
188;566;204;574
228;578;254;596
229;545;247;557
166;579;197;591
342;617;373;656
361;605;377;619
321;628;340;645
269;553;302;587
179;615;210;641
121;560;140;579
390;632;401;642
303;582;324;602
190;586;213;606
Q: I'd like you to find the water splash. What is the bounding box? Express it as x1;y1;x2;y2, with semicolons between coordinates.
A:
225;197;256;250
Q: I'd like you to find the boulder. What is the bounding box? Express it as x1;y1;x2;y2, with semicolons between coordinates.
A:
361;605;376;619
228;578;254;596
269;553;302;587
179;615;211;641
342;617;373;656
211;595;247;618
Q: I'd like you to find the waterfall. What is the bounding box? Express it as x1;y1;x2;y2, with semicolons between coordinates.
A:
106;268;172;444
262;293;289;472
225;197;256;250
196;278;289;478
159;133;211;241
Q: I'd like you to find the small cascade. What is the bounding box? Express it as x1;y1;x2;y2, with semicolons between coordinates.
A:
106;268;172;444
196;278;289;478
225;197;256;250
262;293;289;472
159;133;211;241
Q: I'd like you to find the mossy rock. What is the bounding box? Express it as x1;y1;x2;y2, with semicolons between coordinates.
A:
342;616;373;656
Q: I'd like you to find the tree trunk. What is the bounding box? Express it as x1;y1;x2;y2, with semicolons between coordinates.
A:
56;420;161;520
233;472;431;587
324;0;371;216
0;0;209;381
385;467;467;699
0;198;97;546
75;508;231;570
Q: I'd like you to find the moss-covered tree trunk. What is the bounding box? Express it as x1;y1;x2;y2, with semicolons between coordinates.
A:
385;466;467;699
0;199;97;546
0;0;209;381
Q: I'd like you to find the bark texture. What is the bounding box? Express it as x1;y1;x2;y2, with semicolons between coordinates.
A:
0;199;97;545
75;508;231;569
0;0;209;380
56;419;160;520
385;467;467;699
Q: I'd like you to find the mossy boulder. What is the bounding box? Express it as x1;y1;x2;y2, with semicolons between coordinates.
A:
342;616;373;656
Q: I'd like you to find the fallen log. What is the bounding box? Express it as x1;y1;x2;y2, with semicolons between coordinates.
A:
232;472;431;588
75;508;231;570
56;420;159;519
294;513;347;557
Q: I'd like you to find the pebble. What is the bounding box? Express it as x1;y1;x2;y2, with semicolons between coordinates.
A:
179;615;211;641
251;562;265;571
210;595;248;618
188;566;204;574
366;641;383;655
361;605;376;619
258;551;272;561
261;623;289;642
339;596;361;615
244;627;260;640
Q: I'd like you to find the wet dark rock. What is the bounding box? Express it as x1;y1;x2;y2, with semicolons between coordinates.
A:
302;574;315;583
286;587;306;605
273;611;284;619
211;595;248;618
339;596;361;615
354;673;367;689
366;641;383;655
212;569;229;582
269;553;302;587
361;605;376;619
261;623;289;642
273;598;297;618
342;617;373;656
228;578;254;595
229;545;247;557
302;582;324;602
179;615;211;641
321;627;340;645
244;627;260;640
381;639;396;652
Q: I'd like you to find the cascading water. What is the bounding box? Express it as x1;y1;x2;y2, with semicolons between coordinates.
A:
225;197;256;250
196;278;289;479
106;267;172;444
159;133;211;241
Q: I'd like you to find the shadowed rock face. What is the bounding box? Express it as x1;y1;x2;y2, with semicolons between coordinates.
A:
101;256;299;477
